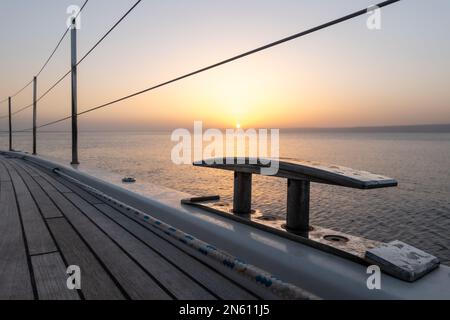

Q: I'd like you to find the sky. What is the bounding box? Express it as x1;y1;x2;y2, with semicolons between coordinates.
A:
0;0;449;131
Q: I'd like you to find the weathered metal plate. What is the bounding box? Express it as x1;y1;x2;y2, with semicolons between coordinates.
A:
365;240;440;282
181;197;381;262
194;157;398;189
183;198;441;282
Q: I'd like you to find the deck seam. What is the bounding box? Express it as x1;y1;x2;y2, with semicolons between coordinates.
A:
45;216;66;221
12;159;130;300
0;160;39;300
29;250;60;257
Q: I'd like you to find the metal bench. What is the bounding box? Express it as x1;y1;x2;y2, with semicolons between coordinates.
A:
193;157;398;235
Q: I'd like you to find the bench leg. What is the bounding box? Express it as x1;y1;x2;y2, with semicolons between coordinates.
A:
233;172;252;215
286;179;310;235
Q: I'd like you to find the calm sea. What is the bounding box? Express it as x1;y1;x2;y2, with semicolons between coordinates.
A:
2;131;449;264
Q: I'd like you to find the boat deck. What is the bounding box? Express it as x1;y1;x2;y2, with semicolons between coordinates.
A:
0;154;259;300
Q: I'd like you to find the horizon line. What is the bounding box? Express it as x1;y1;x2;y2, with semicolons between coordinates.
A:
1;123;450;134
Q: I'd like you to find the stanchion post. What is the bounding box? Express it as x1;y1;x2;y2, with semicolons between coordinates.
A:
8;97;12;151
70;18;79;165
33;76;37;155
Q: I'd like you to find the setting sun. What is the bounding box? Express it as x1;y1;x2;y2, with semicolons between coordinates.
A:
0;0;448;303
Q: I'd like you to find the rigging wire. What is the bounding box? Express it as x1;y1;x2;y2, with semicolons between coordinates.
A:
22;0;142;109
12;0;401;132
0;79;33;104
36;0;89;78
77;0;142;66
0;0;89;106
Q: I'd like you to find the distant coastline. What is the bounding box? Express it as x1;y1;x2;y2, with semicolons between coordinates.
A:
283;124;450;133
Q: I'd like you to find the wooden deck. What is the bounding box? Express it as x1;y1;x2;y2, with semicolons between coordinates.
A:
0;154;259;300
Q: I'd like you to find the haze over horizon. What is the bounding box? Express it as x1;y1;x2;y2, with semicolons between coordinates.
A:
0;0;449;131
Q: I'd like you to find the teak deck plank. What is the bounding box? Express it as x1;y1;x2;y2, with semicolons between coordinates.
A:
31;252;80;300
0;158;11;181
16;160;71;193
1;160;56;256
46;218;125;300
53;177;104;205
0;164;34;300
10;161;63;219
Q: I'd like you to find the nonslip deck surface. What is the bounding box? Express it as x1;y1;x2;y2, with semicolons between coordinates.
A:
0;154;259;300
